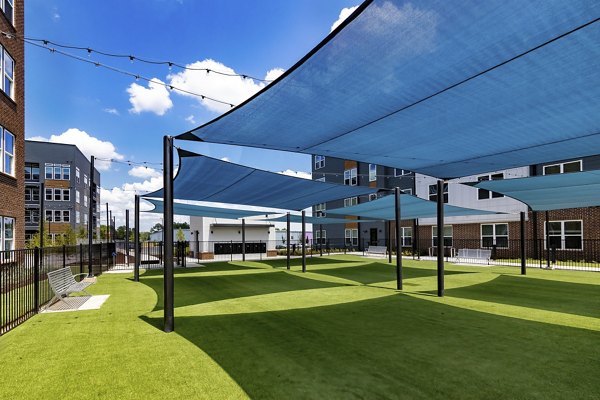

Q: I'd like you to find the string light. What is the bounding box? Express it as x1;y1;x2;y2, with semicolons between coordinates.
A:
3;31;271;82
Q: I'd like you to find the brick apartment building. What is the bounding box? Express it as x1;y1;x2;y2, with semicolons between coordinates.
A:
312;154;600;258
0;0;24;251
24;140;101;244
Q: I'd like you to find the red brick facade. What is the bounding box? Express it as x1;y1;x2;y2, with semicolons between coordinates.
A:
0;1;24;249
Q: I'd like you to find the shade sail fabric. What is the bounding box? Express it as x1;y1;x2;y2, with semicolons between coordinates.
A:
144;150;377;210
473;171;600;211
177;0;600;179
143;198;270;219
263;214;375;225
328;194;501;221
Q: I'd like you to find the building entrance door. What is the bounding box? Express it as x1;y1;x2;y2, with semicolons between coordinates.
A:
370;228;378;245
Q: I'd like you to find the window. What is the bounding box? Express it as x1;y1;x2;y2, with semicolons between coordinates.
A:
401;227;412;247
344;197;358;207
45;188;53;201
53;188;62;201
45;164;71;180
315;229;327;245
76;167;80;183
1;129;14;176
76;190;80;204
25;163;40;181
429;183;448;203
25;209;40;224
76;211;80;224
84;174;88;186
345;228;358;246
477;173;504;200
543;160;582;175
1;216;14;251
45;188;70;201
1;47;14;99
84;194;88;207
368;164;377;181
314;155;325;169
314;203;326;218
62;210;70;223
432;225;453;247
25;187;40;202
83;213;88;225
369;193;377;201
344;168;357;186
546;220;583;250
481;223;509;248
45;210;53;222
1;0;13;26
53;210;62;222
394;169;409;177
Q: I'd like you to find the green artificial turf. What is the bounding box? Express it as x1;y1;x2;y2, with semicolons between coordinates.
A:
0;255;599;399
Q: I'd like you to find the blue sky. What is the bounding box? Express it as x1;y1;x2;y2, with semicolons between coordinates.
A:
25;0;360;228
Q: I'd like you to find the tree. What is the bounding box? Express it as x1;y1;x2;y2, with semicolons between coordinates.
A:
77;226;87;241
150;223;163;233
174;222;190;229
176;227;186;242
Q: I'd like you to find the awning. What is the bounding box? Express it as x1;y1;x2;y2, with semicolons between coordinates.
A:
328;193;501;220
143;198;273;219
144;149;377;210
177;0;600;179
472;170;600;211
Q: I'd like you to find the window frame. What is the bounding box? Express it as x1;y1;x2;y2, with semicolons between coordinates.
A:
368;164;377;182
432;225;453;247
1;216;15;251
314;203;326;218
481;223;509;248
1;0;14;27
429;183;448;203
315;229;327;245
401;227;412;247
543;160;582;175
344;228;359;246
344;197;358;207
344;168;357;186
314;155;325;170
1;128;15;176
544;220;583;250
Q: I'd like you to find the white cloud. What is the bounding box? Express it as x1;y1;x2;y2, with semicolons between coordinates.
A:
279;169;312;180
126;78;173;116
264;68;285;82
128;166;162;179
103;108;119;115
27;128;124;171
185;115;196;124
51;7;61;22
330;6;358;32
168;59;285;114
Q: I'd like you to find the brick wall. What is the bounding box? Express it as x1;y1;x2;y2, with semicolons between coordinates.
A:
0;1;25;249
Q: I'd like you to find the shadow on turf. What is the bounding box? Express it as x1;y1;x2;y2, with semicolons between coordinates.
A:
141;294;599;400
445;274;600;319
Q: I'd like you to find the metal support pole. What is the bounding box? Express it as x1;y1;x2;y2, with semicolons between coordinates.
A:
545;211;550;269
520;211;526;275
286;213;291;270
436;180;445;297
415;219;420;260
34;247;40;312
79;243;83;275
88;155;95;277
319;224;323;257
387;220;392;263
195;230;199;259
394;187;402;290
125;209;130;267
62;244;66;268
301;210;306;273
242;219;246;262
106;203;110;242
163;135;175;333
39;182;45;250
134;195;140;282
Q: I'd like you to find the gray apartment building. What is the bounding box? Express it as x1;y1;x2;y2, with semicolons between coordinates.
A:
311;155;414;249
25;140;101;244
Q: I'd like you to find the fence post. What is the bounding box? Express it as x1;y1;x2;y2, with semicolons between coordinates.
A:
79;243;84;275
34;247;40;312
62;244;66;268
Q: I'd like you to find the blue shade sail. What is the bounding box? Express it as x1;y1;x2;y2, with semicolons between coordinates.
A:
143;198;271;219
327;193;501;220
263;214;376;225
144;150;378;210
177;0;600;179
473;171;600;211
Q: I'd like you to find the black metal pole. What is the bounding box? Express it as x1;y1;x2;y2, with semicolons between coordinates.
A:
436;180;445;297
520;211;526;275
34;247;40;312
286;212;291;270
545;211;550;269
319;224;323;257
109;210;112;241
242;219;246;261
125;209;130;268
88;155;95;277
39;182;45;250
134;195;140;281
301;210;306;273
394;187;402;290
163;135;175;333
387;220;392;263
106;203;110;242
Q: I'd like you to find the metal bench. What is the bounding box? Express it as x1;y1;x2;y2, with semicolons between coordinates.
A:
366;245;387;257
47;267;95;306
456;249;492;264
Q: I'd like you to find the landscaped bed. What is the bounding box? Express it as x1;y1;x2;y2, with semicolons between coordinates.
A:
1;255;598;399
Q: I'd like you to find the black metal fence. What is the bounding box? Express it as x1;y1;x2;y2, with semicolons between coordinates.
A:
1;243;114;336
